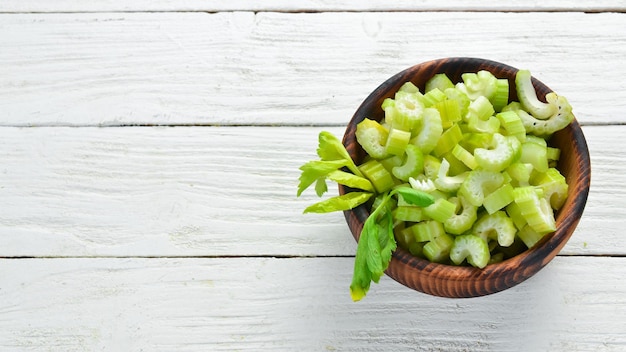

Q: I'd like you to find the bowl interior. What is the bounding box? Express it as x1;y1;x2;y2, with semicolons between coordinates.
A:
340;57;591;298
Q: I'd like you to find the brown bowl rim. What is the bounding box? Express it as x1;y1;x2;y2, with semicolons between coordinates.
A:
339;57;591;298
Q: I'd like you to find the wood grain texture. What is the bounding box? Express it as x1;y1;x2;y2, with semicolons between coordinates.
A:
2;0;626;13
0;125;621;257
1;12;625;126
0;256;624;351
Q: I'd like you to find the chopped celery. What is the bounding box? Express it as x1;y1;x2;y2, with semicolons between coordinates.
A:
490;79;510;112
358;159;395;194
423;232;455;263
457;70;498;101
385;128;412;156
412;108;443;154
474;133;515;172
483;183;515;214
423;154;442;180
535;168;569;210
421;88;447;107
452;144;478;170
515;69;557;120
517;224;545;248
433;158;467;193
434;99;462;129
466;95;495;122
426;73;455;93
392;144;424;181
423;198;456;223
444;87;471;118
394;206;425;223
450;234;490;268
505;202;527;230
472;211;517;247
520;141;549;173
497;110;526;142
513;186;556;234
458;170;505;207
412;220;445;243
399;81;419;93
444;195;478;235
433;123;463;157
355;118;389;159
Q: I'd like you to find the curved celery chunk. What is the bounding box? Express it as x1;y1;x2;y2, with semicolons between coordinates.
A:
520;140;549;173
515;69;557;120
423;232;455;263
434;158;467;193
513;186;556;234
426;73;455;93
450;234;490;268
483;183;515;214
385;128;411;156
392;144;424;181
535;168;569;210
457;70;498;101
355;118;389;159
474;133;516;172
472;211;517;247
444;195;478;235
490;78;510;112
358;159;395;194
388;91;424;132
423;198;456;223
458;170;505;207
433;123;463;157
411;108;443;154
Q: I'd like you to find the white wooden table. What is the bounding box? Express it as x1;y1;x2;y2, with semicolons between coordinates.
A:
1;2;626;351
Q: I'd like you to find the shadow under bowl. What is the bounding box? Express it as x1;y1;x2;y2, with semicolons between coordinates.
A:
339;57;591;298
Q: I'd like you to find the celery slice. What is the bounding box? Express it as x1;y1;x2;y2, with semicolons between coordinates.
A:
466;95;495;122
358;159;395;194
444;87;471;118
513;186;556;234
423;232;455;263
392;144;424;181
505;202;527;230
472;211;517;247
497;110;526;142
434;158;467;193
506;162;532;187
423;198;456;223
535;168;569;210
520;141;549;173
450;234;490;268
385;128;411;156
490;78;510;112
421;88;447;107
444;195;478;235
515;97;574;137
515;69;557;120
408;176;436;193
458;170;505;207
393;206;425;223
433;123;463;157
355;118;389;159
517;224;545;248
426;73;455;93
411;108;443;154
452;144;478;170
474;133;515;172
423;154;442;180
412;220;445;243
434;99;462;129
458;70;497;101
483;183;515;214
399;81;419;94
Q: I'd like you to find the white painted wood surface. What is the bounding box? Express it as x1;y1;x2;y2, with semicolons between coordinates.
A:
1;2;625;351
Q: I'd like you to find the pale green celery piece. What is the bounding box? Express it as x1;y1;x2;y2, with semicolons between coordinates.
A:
535;168;569;210
520;141;549;173
423;198;457;223
327;170;375;193
517;224;545;248
466;95;495;122
525;134;547;147
423;232;455;263
513;186;556;235
472;211;517;247
358;159;395;194
434;158;468;193
515;98;574;137
444;87;471;117
443;151;471;175
434;99;462;129
547;147;561;161
399;81;420;94
462;132;493;152
423;154;442;180
396;225;415;249
303;192;373;213
506;162;533;187
392;144;424;181
496;110;526;142
483;183;515;214
444;195;478;235
411;220;445;243
355;118;389;159
394;206;425;222
381;97;395;110
515;69;557;120
385;128;411;156
411;108;443;154
379;155;403;175
450;234;490;268
468;114;501;134
474;133;515;172
490;78;510;112
391;92;424;131
408;176;437;193
426;73;455;93
421;88;447;107
458;70;497;101
501;101;523;112
433;123;463;157
458;170;505;207
452;144;478;170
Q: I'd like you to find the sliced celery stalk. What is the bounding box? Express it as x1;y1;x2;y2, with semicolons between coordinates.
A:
513;186;556;235
358;159;395;194
483;183;515;214
423;232;455;263
392;144;424;181
472;211;517;247
520;141;549;173
355;118;389;159
444;195;478;235
423;198;457;223
433;123;463;157
385;128;412;156
458;170;505;207
450;234;490;268
411;108;443;154
515;69;557;120
426;73;455;93
474;133;515;172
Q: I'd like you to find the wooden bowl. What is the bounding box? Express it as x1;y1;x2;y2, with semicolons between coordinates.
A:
339;57;591;298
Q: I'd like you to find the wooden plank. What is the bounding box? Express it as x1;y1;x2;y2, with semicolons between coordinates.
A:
0;256;624;351
0;125;621;257
2;0;626;13
1;11;625;126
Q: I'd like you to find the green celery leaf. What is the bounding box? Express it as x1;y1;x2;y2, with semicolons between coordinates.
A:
350;233;372;302
297;159;348;197
378;210;397;271
316;131;362;177
314;177;328;197
327;170;374;192
394;187;436;207
364;216;383;283
303;192;372;214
